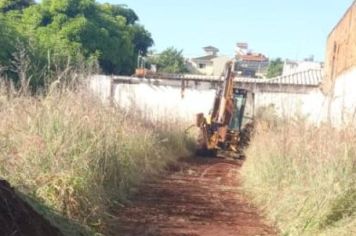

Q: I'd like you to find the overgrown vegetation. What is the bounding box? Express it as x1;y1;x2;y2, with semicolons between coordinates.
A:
0;2;195;235
241;111;356;235
0;0;153;88
0;76;193;235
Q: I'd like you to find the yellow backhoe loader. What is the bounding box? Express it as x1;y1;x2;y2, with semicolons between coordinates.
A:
196;61;254;158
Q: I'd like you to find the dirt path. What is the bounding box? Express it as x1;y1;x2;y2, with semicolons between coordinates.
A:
111;157;276;236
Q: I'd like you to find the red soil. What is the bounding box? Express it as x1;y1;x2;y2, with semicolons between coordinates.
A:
0;180;62;236
111;157;276;236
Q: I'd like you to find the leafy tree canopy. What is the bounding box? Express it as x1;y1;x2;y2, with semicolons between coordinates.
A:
101;3;138;25
0;0;154;87
266;58;283;78
0;17;15;63
0;0;34;13
149;47;188;74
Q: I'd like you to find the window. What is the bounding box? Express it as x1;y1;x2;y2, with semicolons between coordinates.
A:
198;63;206;69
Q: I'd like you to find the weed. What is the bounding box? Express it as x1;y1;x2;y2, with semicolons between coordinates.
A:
0;84;193;234
241;113;356;235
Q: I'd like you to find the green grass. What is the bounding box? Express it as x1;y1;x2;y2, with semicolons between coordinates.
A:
241;116;356;235
0;86;194;235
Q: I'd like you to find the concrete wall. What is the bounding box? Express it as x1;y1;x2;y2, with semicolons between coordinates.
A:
89;75;112;103
322;1;356;124
113;83;215;122
324;1;356;92
90;75;326;124
329;67;356;124
255;90;326;123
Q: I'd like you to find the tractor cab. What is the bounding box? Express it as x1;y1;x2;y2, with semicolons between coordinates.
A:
229;88;254;132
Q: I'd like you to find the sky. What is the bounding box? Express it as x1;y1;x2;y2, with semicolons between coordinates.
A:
99;0;353;61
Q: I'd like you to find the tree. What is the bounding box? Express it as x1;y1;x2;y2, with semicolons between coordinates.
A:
0;0;154;89
150;47;188;73
130;25;153;55
266;58;283;78
0;16;21;68
0;0;34;13
20;0;153;75
102;4;139;25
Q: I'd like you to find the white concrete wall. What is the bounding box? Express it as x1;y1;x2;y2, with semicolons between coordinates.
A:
89;75;328;124
89;75;216;122
255;90;326;122
89;75;112;103
113;83;216;122
329;67;356;124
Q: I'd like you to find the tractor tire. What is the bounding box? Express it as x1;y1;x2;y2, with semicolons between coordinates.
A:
195;148;218;157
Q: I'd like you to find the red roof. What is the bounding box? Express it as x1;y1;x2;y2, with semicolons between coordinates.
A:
239;53;268;62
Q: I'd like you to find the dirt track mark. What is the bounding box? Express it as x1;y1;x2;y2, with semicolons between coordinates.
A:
111;157;276;236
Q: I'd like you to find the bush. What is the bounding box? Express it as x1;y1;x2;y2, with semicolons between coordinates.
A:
241;117;356;235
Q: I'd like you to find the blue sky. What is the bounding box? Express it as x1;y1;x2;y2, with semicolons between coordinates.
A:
100;1;353;61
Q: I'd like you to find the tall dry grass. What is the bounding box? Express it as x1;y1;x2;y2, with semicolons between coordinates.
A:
0;81;193;235
241;110;356;235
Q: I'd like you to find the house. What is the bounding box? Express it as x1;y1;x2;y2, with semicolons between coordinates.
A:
323;0;356;123
189;46;230;76
234;43;269;77
283;57;323;76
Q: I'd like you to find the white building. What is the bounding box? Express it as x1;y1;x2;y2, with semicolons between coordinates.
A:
283;58;323;76
188;46;230;76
